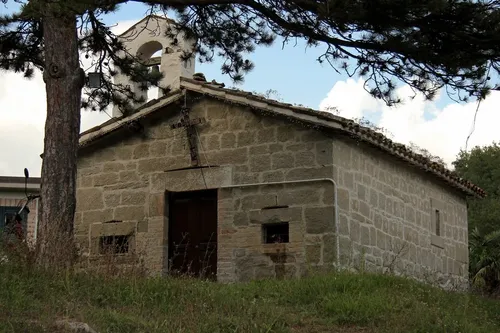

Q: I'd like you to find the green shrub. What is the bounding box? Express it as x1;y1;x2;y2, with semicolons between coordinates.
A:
469;227;500;292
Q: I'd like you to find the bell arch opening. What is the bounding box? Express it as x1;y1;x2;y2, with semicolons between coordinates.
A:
136;40;163;102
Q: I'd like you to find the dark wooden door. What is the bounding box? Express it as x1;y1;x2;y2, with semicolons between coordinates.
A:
168;189;218;279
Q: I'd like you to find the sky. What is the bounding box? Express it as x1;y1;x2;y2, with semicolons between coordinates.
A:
1;2;499;177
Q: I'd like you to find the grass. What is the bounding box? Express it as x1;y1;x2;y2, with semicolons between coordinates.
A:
1;260;500;333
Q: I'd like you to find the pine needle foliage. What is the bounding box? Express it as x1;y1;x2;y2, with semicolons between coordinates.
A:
1;0;500;112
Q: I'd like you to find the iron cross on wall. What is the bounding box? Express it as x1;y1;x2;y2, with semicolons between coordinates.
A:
170;106;206;166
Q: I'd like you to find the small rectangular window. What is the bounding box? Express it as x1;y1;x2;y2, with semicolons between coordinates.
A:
99;235;130;254
435;209;441;236
262;222;289;244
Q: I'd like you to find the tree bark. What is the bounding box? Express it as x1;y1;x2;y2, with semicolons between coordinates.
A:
37;2;83;268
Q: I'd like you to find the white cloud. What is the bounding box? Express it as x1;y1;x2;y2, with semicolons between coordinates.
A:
319;78;381;120
3;15;498;178
319;78;500;167
0;20;138;177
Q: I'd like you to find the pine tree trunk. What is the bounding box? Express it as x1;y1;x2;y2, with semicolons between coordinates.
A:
36;4;83;268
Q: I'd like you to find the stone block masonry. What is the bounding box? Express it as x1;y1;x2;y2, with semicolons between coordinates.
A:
216;182;335;282
75;95;469;288
332;137;469;288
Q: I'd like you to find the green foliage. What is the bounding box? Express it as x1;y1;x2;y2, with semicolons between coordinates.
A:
453;143;500;292
2;0;500;113
453;143;500;233
1;259;500;333
469;227;500;291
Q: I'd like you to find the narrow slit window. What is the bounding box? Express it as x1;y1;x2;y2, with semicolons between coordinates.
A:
99;235;130;254
262;222;289;244
435;210;441;236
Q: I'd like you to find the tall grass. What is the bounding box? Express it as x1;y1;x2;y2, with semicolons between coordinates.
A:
1;254;500;333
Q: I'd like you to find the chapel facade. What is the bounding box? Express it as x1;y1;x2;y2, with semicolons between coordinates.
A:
74;15;484;289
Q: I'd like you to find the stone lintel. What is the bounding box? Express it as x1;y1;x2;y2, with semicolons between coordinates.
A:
164;165;232;192
248;207;302;224
90;221;137;237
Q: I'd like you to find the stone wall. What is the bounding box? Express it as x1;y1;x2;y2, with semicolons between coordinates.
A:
217;181;335;282
76;94;469;287
76;96;335;276
332;138;469;288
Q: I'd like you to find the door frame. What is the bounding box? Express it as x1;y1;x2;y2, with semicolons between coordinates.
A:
167;189;218;279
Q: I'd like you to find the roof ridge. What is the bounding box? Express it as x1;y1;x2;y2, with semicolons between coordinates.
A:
178;77;485;198
77;76;485;198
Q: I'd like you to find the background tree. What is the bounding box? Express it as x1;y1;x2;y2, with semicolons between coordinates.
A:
2;0;500;266
453;143;500;293
469;227;500;293
453;143;500;234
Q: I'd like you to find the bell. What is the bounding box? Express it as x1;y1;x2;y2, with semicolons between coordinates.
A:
151;65;160;73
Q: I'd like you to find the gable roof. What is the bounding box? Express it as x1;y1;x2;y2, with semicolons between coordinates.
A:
79;76;485;198
79;91;184;144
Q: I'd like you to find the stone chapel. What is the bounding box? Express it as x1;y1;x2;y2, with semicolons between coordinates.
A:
74;15;484;288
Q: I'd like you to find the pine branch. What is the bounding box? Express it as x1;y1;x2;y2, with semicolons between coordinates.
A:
3;0;500;105
0;13;43;74
79;10;168;114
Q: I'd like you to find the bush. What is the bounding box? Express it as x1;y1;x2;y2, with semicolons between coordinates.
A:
469;227;500;293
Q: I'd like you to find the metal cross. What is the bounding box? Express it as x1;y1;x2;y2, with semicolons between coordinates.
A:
171;106;206;166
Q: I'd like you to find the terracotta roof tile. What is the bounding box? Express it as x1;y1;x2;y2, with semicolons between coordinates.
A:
180;77;485;198
78;75;485;198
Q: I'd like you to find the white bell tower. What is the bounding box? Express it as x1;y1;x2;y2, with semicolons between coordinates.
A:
112;15;196;117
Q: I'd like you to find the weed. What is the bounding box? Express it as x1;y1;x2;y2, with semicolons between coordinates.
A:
1;236;499;333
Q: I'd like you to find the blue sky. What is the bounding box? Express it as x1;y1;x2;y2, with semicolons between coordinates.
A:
98;2;453;121
104;3;352;108
1;1;499;176
0;1;449;115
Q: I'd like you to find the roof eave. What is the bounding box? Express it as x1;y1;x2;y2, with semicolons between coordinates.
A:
179;78;486;199
78;91;184;148
71;76;485;199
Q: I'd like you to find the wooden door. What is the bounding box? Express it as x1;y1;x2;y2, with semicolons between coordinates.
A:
168;189;218;279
